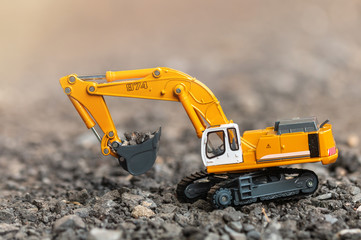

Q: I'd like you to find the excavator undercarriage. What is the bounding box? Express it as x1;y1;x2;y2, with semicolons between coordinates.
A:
176;167;318;209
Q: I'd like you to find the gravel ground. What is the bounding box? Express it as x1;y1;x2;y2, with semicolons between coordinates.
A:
1;1;361;239
0;122;361;240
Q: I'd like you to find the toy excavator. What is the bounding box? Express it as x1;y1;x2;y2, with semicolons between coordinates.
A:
60;67;338;208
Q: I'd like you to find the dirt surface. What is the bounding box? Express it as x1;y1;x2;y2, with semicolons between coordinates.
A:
1;1;361;239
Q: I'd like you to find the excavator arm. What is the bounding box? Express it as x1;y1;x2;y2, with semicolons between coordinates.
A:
59;67;230;175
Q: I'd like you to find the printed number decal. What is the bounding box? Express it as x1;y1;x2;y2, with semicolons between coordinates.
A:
126;82;148;91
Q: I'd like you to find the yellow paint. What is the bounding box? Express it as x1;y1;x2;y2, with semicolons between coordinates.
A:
106;68;156;82
207;153;338;174
280;132;309;153
174;84;205;138
256;135;281;160
207;124;338;174
60;74;121;156
60;68;230;156
242;129;268;151
68;96;95;129
60;67;338;171
318;124;336;157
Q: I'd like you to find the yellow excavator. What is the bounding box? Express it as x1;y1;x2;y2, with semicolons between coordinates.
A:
59;67;338;208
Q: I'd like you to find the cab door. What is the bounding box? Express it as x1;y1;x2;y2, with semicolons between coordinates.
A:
201;124;243;167
226;127;242;163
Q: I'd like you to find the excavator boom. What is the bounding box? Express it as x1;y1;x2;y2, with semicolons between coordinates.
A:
60;67;230;174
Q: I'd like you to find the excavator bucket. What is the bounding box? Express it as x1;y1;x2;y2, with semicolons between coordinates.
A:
116;128;161;176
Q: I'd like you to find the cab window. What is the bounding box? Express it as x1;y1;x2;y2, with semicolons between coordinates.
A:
228;128;239;151
206;131;225;158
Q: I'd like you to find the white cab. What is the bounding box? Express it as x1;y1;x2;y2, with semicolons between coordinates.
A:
201;123;243;167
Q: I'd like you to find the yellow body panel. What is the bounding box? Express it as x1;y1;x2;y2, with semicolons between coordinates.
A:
207;123;338;174
318;125;336;157
241;129;268;151
206;151;338;174
256;135;281;160
280;132;309;153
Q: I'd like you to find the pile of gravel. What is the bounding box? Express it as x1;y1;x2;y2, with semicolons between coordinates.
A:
121;131;156;146
0;121;360;240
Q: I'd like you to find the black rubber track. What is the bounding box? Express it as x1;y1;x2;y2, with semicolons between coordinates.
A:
176;170;210;203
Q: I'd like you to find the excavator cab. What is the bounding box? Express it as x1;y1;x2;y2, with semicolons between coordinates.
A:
201;123;243;167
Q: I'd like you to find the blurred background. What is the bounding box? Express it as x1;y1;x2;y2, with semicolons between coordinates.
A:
1;0;360;146
1;2;361;238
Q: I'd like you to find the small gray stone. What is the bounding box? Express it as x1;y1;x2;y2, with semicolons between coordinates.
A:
228;222;243;232
230;233;246;240
141;199;157;209
162;223;182;236
223;212;243;222
54;200;67;215
67;189;90;204
224;225;246;240
0;223;19;235
6;181;22;191
89;228;122;240
120;222;136;231
317;193;332;200
262;221;282;240
14;227;27;239
174;213;189;226
0;210;14;223
101;190;121;201
262;231;282;240
324;214;338;224
149;217;165;229
121;192;144;205
327;179;337;189
24;193;32;202
192;199;211;211
74;208;89;218
32;199;44;209
162;192;174;203
352;193;361;203
349;186;361;196
297;231;311;239
21;208;38;222
27;228;40;237
160;212;176;221
160;204;177;214
247;230;261;240
243;224;255;232
337;229;361;239
93;199;117;216
220;234;231;240
57;228;77;240
182;226;207;239
205;233;220;240
53;214;86;232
